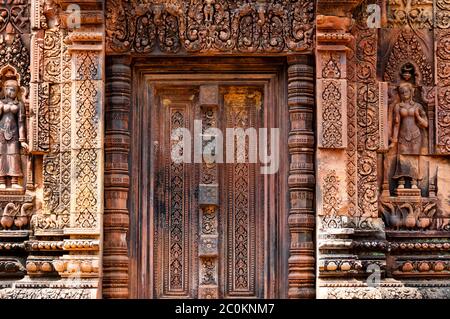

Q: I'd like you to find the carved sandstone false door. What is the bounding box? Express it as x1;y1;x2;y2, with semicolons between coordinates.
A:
151;85;265;299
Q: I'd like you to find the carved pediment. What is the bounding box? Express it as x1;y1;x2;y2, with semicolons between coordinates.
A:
106;0;315;55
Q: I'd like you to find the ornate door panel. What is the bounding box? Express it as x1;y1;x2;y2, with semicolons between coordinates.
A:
221;89;264;298
153;88;199;298
151;85;265;299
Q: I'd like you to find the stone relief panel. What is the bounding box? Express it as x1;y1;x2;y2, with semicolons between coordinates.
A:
435;0;450;29
315;14;352;233
0;0;37;284
436;29;450;155
355;25;380;219
317;48;348;151
318;79;347;149
318;0;450;299
376;1;450;290
38;29;72;229
378;29;449;234
0;0;104;299
386;0;433;30
106;0;315;55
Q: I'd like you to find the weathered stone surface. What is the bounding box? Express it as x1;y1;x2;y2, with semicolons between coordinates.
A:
0;0;448;299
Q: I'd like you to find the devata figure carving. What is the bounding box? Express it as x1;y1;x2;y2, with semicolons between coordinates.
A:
0;71;28;190
389;82;428;189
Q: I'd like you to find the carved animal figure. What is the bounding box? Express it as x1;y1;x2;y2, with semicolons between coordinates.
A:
399;203;420;229
0;203;18;229
417;202;436;230
316;15;353;31
30;213;59;230
381;201;402;230
14;202;33;229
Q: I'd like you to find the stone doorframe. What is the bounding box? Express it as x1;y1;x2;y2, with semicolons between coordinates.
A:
104;0;317;299
105;54;315;299
129;57;287;299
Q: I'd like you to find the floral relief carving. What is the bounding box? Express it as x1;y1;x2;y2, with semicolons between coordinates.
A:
0;0;29;35
322;170;341;216
436;0;450;29
436;87;450;154
71;50;102;230
39;28;71;229
0;35;30;90
387;0;433;30
322;52;341;79
0;0;448;300
356;82;379;217
319;80;345;148
350;20;380;218
0;288;93;299
383;30;433;87
436;30;450;154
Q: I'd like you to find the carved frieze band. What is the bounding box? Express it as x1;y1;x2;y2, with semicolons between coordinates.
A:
106;0;315;55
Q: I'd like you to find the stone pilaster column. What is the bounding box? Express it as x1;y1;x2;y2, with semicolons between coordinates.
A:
103;56;131;299
287;55;316;299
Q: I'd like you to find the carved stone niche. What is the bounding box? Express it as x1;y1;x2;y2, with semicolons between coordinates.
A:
0;66;35;239
377;28;447;236
377;28;450;284
378;62;443;233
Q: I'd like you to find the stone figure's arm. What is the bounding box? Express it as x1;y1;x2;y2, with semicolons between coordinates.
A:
415;104;428;128
391;104;400;143
18;101;28;152
18;101;26;142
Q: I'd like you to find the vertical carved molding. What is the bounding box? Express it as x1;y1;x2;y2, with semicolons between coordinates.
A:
435;28;450;154
346;32;358;217
287;55;315;299
314;11;360;298
355;25;379;218
53;29;104;294
316;49;348;149
198;85;219;299
103;56;131;299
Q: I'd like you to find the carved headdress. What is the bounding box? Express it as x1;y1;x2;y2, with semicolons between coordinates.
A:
0;67;22;100
3;69;19;88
